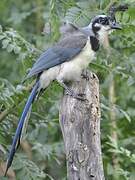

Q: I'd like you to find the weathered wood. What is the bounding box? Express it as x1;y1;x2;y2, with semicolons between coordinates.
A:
59;71;105;180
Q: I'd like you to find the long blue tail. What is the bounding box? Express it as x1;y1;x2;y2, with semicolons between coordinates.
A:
5;80;40;176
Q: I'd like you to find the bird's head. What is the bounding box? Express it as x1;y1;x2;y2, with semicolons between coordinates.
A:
91;14;122;34
90;14;122;48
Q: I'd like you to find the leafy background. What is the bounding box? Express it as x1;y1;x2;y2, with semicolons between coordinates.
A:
0;0;135;179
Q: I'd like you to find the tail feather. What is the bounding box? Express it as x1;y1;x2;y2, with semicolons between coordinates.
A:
21;104;32;140
16;104;32;150
5;80;40;176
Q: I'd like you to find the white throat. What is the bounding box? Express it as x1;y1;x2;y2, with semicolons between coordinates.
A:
97;27;110;49
98;27;109;44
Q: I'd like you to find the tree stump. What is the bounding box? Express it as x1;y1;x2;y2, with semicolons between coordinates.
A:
59;71;105;180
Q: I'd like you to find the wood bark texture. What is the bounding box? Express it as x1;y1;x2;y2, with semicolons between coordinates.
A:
59;71;105;180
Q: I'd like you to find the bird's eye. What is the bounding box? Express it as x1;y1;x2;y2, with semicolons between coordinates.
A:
99;18;109;25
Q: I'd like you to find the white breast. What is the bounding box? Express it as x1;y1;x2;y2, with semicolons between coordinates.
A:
40;38;95;89
73;38;95;68
57;38;95;81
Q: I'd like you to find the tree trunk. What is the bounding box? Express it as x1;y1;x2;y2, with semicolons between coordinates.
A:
59;71;105;180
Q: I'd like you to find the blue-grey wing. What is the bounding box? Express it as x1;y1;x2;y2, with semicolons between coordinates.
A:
26;47;82;78
26;33;87;79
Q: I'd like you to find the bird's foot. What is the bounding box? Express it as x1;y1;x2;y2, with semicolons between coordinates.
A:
57;79;87;101
66;91;86;101
81;70;89;81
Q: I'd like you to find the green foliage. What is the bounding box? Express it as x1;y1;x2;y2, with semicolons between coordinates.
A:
0;0;135;179
0;27;39;59
13;154;47;180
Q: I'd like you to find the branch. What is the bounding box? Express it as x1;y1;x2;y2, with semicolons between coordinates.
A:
59;71;105;180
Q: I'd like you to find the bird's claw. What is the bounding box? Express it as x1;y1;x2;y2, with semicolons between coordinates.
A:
65;91;86;101
77;93;86;97
81;70;89;81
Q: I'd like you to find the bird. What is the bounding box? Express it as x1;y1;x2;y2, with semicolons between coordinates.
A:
5;14;122;175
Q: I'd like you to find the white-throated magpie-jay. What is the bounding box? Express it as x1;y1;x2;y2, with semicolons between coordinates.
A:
5;14;122;175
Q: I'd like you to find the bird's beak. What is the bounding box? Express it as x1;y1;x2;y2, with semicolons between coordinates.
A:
110;22;122;30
